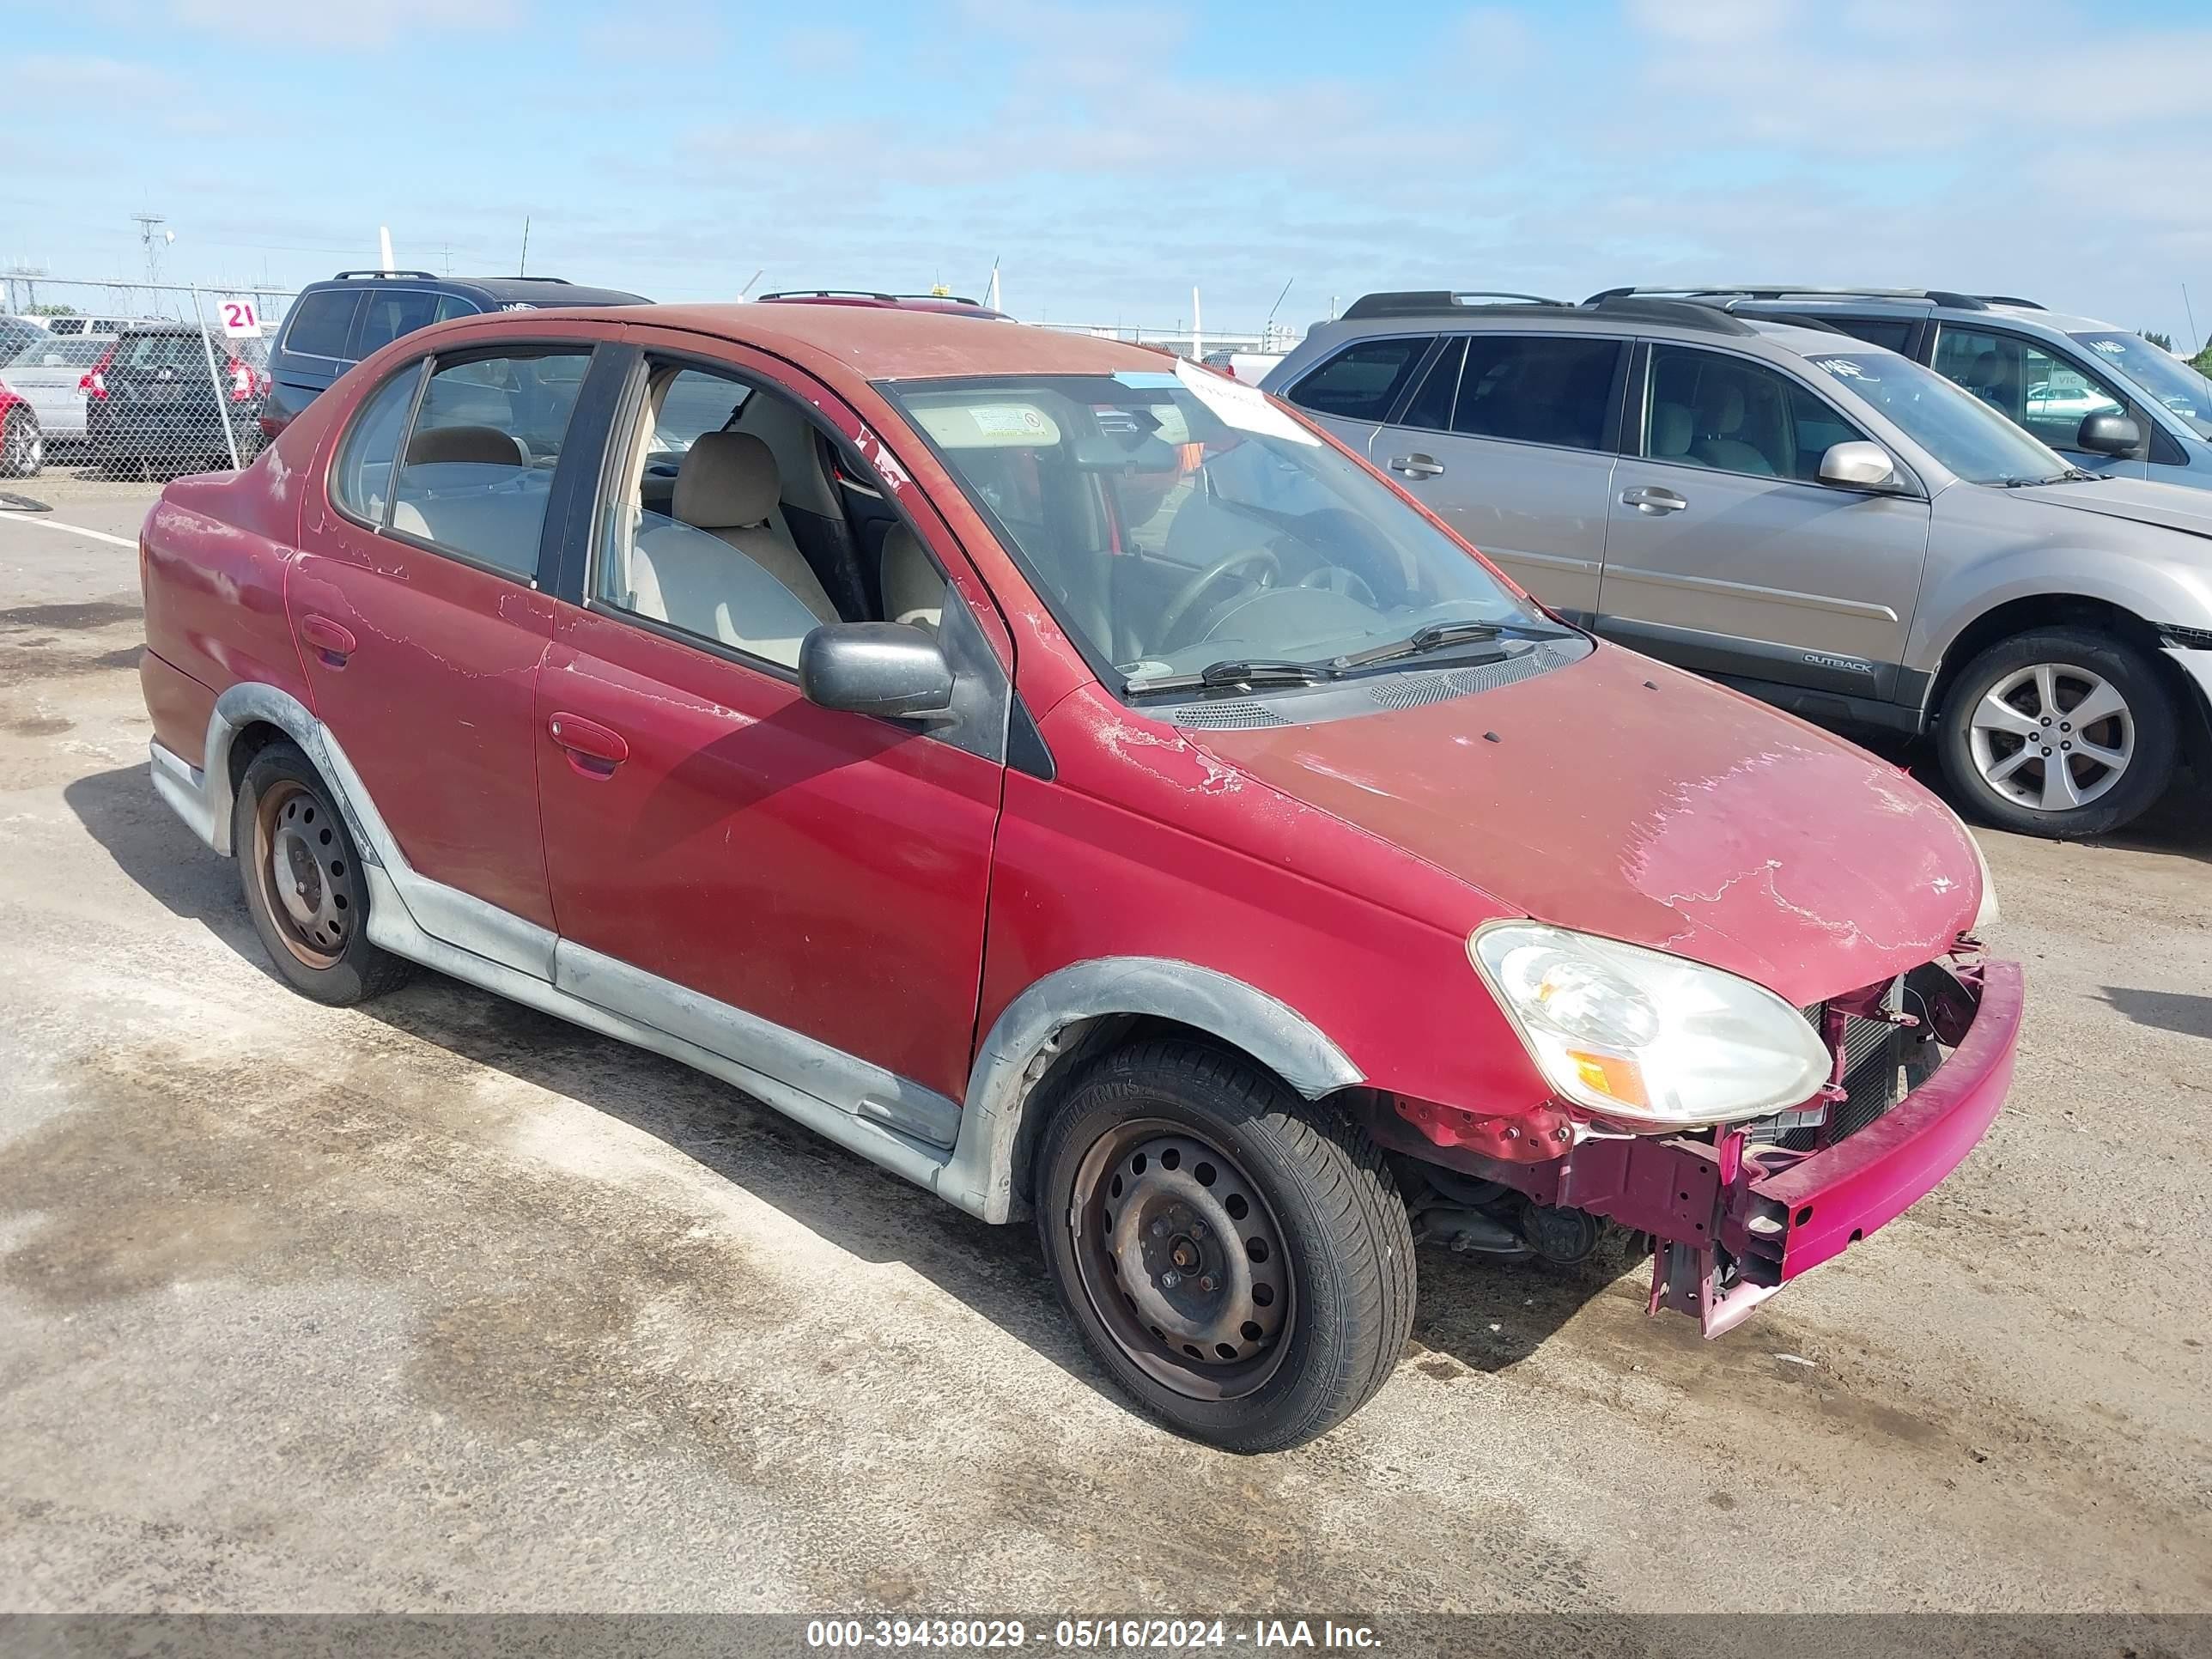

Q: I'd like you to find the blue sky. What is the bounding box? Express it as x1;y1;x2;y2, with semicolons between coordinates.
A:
8;0;2212;344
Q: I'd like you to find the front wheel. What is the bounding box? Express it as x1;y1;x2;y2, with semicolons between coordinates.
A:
0;409;40;478
1035;1040;1415;1452
1936;626;2178;838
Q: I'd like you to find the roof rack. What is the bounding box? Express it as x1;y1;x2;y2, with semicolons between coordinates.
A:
1978;294;2045;309
333;269;440;281
1589;284;1995;311
759;288;988;306
1342;290;1568;319
1340;290;1759;337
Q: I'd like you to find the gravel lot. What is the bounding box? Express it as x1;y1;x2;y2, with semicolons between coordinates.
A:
2;475;2208;1616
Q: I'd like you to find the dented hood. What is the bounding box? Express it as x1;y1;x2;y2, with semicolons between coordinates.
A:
1182;644;1981;1005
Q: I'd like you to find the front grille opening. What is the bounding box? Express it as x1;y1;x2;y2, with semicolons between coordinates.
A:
1743;970;1947;1152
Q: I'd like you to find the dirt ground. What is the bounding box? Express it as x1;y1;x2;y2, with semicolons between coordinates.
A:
1;478;2207;1615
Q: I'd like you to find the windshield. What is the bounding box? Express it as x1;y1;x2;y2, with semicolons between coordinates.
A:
882;364;1559;689
2072;331;2212;440
1805;350;2075;485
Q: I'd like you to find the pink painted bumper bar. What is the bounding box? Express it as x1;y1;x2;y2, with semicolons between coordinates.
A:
1756;958;2023;1280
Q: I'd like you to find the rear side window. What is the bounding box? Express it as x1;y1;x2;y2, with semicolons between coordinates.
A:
1451;335;1621;451
389;349;592;578
331;364;424;526
1831;318;1916;354
355;289;444;356
1284;337;1431;422
280;290;360;359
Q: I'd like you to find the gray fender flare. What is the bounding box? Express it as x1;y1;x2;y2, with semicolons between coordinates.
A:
189;684;382;862
933;957;1364;1224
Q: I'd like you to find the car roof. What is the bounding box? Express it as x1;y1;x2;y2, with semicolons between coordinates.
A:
539;301;1176;381
306;273;648;307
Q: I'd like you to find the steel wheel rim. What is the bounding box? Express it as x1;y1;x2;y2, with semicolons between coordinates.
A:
1967;661;2133;811
253;780;351;968
1067;1117;1294;1402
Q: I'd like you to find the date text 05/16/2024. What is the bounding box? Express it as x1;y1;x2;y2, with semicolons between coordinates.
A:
804;1619;1383;1650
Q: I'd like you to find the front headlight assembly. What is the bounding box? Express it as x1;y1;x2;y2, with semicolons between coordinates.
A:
1469;923;1832;1132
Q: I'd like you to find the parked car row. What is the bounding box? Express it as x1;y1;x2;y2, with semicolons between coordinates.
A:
1262;287;2212;839
137;294;2025;1450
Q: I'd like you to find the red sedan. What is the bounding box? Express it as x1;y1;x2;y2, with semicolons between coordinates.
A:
135;301;2020;1449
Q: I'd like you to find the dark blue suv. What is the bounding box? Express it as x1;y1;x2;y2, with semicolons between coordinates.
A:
260;270;649;438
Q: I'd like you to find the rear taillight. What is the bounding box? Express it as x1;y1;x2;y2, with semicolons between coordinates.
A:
81;346;115;400
227;357;255;401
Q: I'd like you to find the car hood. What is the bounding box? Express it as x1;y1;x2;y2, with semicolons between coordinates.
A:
2015;476;2212;542
1181;644;1980;1006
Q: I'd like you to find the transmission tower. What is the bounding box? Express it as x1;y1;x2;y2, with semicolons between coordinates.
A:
131;212;170;286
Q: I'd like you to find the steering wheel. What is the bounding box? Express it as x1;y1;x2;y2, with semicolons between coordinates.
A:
1296;566;1379;607
1152;549;1281;653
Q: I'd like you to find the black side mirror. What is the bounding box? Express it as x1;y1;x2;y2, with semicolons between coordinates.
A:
2077;411;2141;457
799;623;956;720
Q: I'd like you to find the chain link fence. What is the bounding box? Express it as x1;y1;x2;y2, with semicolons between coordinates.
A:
0;277;297;483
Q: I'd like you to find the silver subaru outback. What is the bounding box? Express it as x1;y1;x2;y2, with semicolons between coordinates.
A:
1263;293;2212;838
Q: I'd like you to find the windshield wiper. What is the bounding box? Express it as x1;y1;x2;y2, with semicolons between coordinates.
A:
2002;468;2106;488
1327;618;1515;671
1125;658;1338;696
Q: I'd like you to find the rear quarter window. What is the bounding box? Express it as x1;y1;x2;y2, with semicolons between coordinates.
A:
280;290;362;359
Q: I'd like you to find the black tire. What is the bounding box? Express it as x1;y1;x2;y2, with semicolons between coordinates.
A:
0;408;40;478
233;741;411;1005
1035;1039;1414;1452
1936;626;2178;839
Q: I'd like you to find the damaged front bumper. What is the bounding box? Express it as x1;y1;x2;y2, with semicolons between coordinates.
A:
1437;957;2023;1336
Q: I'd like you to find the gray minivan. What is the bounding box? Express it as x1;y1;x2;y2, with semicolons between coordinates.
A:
262;270;647;440
1263;292;2212;839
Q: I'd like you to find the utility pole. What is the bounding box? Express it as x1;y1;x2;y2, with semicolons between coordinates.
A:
131;211;169;286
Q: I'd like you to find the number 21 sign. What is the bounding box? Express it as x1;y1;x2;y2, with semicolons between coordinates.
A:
217;298;262;337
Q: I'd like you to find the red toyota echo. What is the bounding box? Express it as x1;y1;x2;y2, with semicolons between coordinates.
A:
135;301;2020;1450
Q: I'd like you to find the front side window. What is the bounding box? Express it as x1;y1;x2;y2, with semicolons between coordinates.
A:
1452;335;1621;452
884;364;1562;689
1282;337;1431;422
1931;325;2127;452
592;363;843;667
1806;349;2069;486
280;290;359;359
330;362;422;525
1643;344;1862;483
387;349;591;577
2072;330;2212;440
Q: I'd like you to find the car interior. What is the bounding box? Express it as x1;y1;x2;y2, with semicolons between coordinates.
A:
594;362;948;667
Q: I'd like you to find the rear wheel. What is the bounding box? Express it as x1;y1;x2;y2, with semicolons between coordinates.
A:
1937;626;2176;838
1035;1040;1414;1452
0;409;40;477
233;741;410;1005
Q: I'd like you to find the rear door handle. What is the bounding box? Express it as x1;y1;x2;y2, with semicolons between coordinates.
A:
1620;485;1689;514
547;711;629;775
297;612;356;664
1388;453;1446;479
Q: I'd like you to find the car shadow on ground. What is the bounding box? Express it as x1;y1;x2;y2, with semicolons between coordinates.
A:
2098;986;2212;1042
64;762;1609;1421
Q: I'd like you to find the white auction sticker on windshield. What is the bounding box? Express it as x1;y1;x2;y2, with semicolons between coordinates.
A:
1173;356;1318;446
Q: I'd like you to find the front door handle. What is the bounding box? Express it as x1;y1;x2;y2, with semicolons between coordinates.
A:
1388;453;1446;479
297;612;356;665
547;711;629;776
1620;485;1689;514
